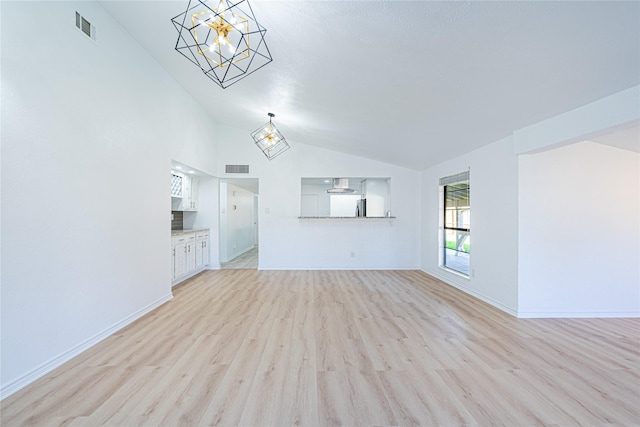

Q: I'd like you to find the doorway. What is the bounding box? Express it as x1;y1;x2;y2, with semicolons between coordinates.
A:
219;178;259;269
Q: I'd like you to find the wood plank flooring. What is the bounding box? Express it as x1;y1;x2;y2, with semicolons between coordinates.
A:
220;246;258;269
2;270;639;426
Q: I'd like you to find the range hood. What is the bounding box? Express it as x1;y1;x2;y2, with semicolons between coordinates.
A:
327;178;356;194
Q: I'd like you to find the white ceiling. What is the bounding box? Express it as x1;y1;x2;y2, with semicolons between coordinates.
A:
100;1;640;170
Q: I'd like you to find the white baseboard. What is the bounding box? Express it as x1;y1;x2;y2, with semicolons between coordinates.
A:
257;266;420;271
0;293;173;400
171;266;209;286
517;310;640;318
421;268;518;317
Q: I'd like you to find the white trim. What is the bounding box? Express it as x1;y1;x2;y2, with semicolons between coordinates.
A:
439;266;470;280
258;266;419;271
171;266;208;286
422;268;518;317
517;310;640;319
0;293;173;400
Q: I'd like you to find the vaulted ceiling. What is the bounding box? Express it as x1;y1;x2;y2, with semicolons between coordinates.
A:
100;1;640;170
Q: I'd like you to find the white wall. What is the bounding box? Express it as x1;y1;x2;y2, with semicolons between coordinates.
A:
518;141;640;317
0;1;218;398
219;183;256;262
192;176;220;269
215;124;422;270
421;136;520;315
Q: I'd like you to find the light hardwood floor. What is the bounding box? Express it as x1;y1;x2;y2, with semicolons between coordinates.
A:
2;270;639;426
221;247;258;269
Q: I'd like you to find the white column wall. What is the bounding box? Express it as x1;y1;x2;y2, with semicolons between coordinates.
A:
518;141;640;317
193;177;220;269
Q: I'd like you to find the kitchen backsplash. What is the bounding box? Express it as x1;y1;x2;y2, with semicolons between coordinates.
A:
171;211;184;230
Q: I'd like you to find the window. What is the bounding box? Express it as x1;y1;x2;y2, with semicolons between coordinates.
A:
440;171;470;276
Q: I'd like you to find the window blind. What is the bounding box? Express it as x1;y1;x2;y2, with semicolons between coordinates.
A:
439;170;469;186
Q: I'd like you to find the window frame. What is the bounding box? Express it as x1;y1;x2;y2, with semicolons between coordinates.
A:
439;171;470;277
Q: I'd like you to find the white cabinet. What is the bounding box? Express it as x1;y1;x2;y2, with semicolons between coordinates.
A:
195;230;210;269
180;176;198;211
172;234;188;279
202;231;210;266
185;233;196;272
171;173;184;197
171;171;199;211
188;177;199;210
172;229;210;285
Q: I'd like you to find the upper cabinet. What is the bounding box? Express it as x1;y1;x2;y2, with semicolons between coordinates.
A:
171;172;184;197
171;171;199;211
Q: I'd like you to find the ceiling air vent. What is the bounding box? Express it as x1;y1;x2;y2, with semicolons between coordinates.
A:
225;165;250;174
75;12;97;41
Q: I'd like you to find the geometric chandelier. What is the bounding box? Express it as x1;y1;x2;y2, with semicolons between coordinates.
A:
251;113;290;160
171;0;273;89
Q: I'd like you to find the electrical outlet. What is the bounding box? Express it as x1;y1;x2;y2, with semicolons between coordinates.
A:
350;251;355;258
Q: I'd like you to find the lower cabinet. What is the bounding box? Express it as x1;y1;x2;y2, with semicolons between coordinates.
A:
172;235;187;279
186;234;196;272
195;230;209;269
172;229;209;285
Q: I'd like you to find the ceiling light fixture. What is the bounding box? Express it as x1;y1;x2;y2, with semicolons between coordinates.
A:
251;113;290;160
171;0;272;89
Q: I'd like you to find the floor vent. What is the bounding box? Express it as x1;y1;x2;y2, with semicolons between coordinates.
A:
225;165;250;174
75;12;97;41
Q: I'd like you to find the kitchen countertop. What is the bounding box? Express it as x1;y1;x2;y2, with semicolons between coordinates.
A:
298;216;396;219
171;228;209;235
